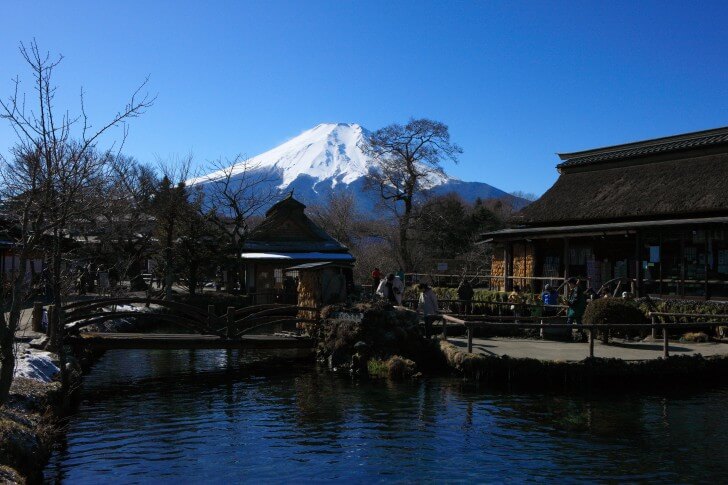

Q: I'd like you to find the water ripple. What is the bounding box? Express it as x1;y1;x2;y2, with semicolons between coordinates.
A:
44;349;728;483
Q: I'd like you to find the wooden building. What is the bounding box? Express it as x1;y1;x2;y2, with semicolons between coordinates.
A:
483;126;728;300
242;194;354;302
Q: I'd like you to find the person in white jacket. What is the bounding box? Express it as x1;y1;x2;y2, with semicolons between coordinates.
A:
376;273;404;305
417;283;439;338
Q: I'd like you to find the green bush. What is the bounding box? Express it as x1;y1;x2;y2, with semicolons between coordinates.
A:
583;298;646;326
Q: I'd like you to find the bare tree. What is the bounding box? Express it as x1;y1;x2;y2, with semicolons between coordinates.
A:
0;41;153;405
87;155;157;291
307;191;361;249
199;156;276;292
509;190;538;202
360;118;462;271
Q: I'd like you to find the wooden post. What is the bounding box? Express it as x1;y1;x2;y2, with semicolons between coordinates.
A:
32;302;44;332
704;235;709;300
467;323;473;353
662;325;669;358
634;231;642;298
441;316;447;339
651;314;656;339
589;326;594;358
226;306;235;339
47;304;57;348
503;243;511;292
562;237;570;298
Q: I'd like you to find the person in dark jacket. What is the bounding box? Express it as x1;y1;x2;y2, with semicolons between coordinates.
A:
541;284;559;316
566;278;587;325
456;278;474;315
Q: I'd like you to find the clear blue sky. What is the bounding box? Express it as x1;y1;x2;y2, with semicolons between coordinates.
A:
2;1;727;195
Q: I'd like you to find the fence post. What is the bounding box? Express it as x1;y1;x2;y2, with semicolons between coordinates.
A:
47;304;56;339
662;325;669;358
207;305;216;330
47;305;57;349
226;306;235;339
467;322;473;353
588;326;594;358
651;314;656;339
441;316;447;339
32;302;44;332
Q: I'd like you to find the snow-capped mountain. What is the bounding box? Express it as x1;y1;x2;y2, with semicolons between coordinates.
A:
188;122;525;211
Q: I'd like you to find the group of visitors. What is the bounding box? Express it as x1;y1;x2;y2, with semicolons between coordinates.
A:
372;269;405;304
371;267;442;338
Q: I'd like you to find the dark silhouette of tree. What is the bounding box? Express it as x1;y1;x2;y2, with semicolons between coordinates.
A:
360;118;462;271
0;40;152;406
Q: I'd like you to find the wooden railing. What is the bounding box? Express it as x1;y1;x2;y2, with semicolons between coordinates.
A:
48;298;319;347
443;314;728;359
401;298;568;316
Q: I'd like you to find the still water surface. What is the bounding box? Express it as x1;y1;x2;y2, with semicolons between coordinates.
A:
46;349;728;483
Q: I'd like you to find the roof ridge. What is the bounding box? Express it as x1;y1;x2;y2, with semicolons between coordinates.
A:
556;126;728;168
558;126;728;160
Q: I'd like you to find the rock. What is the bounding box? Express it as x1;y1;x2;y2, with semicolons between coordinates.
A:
29;336;48;350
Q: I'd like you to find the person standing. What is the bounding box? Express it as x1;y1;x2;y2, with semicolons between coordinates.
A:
371;267;382;294
566;278;587;325
392;273;404;305
376;273;396;304
456;278;474;315
418;283;439;338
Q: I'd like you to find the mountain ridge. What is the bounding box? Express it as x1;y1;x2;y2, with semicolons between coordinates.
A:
188;122;527;211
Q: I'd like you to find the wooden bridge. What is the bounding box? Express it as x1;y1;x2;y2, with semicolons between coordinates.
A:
52;298;317;351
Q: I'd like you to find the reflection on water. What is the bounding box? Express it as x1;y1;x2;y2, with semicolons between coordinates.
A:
45;349;728;483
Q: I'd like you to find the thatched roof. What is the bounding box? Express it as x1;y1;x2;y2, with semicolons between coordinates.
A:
514;128;728;226
244;194;350;253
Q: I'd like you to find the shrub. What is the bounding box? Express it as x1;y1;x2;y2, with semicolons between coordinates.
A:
583;298;646;340
583;298;646;326
680;332;709;343
384;355;417;379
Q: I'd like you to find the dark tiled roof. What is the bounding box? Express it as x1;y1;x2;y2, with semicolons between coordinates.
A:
557;126;728;169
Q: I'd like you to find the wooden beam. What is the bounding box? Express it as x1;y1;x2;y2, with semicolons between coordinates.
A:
66;333;314;351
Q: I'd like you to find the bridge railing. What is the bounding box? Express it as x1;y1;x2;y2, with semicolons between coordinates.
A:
59;297;321;340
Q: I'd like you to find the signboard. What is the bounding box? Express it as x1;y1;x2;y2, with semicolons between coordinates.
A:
437;262;448;272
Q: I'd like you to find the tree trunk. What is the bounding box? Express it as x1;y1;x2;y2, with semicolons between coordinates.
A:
188;261;198;296
50;229;69;392
164;241;174;300
0;245;32;407
0;313;15;406
399;198;414;271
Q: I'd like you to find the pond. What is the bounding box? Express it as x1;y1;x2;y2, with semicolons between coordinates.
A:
45;349;728;483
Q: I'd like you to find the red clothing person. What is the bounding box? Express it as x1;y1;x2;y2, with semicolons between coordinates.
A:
371;267;382;293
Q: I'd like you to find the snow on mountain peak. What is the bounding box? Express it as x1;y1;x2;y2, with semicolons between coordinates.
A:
189;122;374;188
187;122;524;210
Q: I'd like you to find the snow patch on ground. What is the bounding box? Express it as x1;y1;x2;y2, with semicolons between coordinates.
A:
13;345;59;383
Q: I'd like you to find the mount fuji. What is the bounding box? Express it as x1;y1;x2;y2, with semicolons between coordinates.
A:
188;123;525;212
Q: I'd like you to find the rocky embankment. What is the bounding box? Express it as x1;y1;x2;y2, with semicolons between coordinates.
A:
312;302;444;378
0;348;63;484
439;339;728;389
1;309;150;483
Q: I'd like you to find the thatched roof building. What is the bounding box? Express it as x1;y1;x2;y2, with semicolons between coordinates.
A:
483;126;728;300
242;194;354;303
